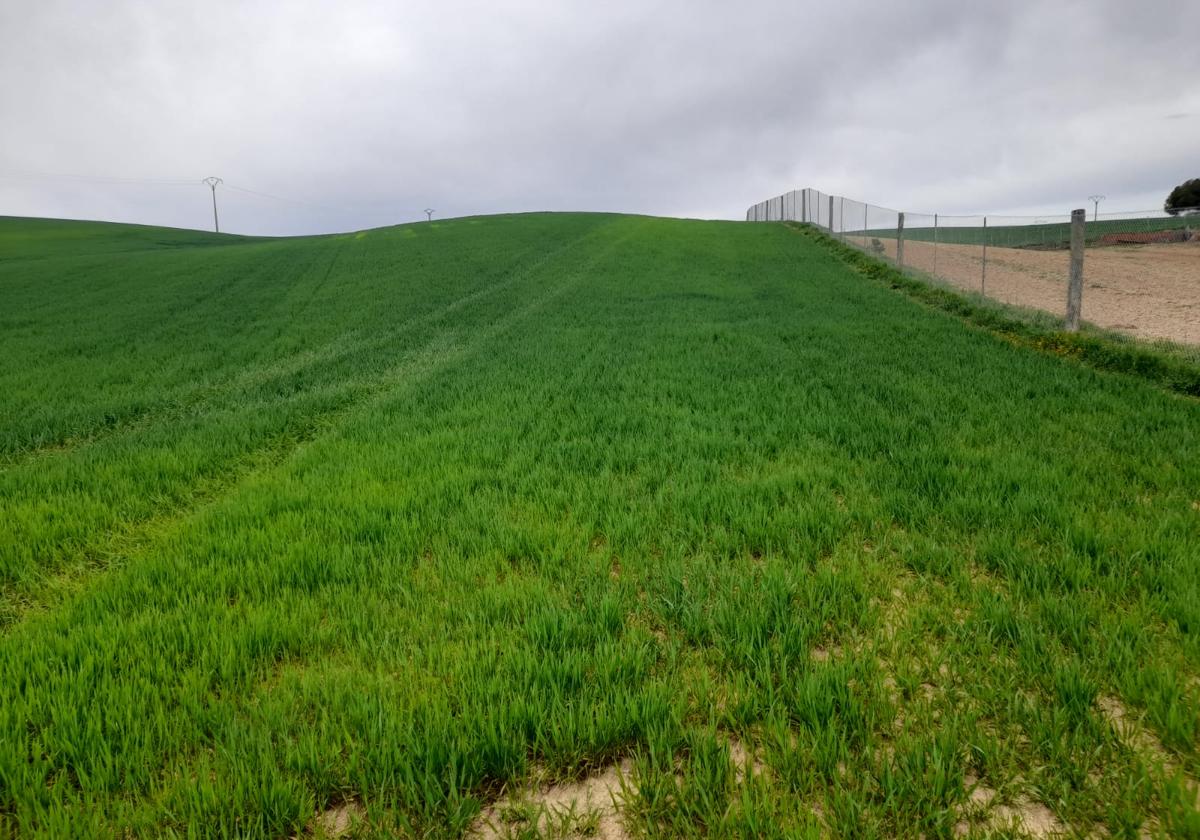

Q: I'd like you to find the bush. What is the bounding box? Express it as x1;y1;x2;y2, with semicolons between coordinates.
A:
1164;178;1200;215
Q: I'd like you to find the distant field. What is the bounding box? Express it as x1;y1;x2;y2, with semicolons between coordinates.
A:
1;214;1197;837
861;213;1199;249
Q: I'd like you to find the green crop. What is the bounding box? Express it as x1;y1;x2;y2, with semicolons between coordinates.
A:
0;213;1196;837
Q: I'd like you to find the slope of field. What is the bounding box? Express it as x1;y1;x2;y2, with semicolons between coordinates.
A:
1;214;1197;838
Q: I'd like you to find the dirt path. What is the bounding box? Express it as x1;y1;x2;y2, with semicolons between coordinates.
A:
846;236;1200;345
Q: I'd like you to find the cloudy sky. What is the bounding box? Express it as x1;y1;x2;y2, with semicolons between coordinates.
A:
1;0;1197;235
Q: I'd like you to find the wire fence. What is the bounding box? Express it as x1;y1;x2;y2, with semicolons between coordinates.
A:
747;189;1200;346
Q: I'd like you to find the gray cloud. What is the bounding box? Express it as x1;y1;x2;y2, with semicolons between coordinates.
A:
2;0;1198;234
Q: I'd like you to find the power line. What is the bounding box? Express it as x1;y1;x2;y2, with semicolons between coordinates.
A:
0;171;197;186
224;182;412;226
224;183;315;206
1;170;426;229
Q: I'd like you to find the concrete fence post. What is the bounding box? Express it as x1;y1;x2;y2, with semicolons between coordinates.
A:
933;213;939;276
981;217;988;295
828;195;835;234
1066;208;1085;331
897;212;905;268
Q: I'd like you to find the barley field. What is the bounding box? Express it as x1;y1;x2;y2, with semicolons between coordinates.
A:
1;213;1197;838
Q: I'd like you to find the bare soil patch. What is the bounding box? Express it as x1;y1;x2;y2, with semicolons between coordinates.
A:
850;236;1200;345
727;736;767;783
303;800;366;838
955;775;1067;838
471;760;634;840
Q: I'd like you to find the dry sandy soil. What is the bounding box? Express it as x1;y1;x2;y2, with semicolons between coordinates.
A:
847;236;1200;345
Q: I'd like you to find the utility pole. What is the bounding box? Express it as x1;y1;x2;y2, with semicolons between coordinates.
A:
1088;194;1105;223
425;208;435;222
1066;209;1086;331
202;177;223;232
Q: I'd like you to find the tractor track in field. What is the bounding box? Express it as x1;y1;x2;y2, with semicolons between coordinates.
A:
0;227;600;473
0;224;629;631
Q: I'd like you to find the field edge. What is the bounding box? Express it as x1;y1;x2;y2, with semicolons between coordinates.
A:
789;222;1200;399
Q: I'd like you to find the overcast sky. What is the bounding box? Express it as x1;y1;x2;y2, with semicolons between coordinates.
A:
2;0;1198;235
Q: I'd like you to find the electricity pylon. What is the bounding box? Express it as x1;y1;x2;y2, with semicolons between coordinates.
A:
202;177;223;232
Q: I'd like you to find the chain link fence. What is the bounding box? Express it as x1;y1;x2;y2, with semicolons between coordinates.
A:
747;189;1200;345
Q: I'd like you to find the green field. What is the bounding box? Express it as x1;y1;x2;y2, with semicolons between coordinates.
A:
859;213;1198;250
1;213;1198;838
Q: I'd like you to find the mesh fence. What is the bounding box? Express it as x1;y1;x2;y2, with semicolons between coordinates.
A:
745;189;1200;345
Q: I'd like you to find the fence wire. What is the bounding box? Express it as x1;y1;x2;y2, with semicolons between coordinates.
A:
745;189;1200;345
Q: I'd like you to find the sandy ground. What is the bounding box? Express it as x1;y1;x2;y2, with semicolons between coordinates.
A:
845;235;1200;345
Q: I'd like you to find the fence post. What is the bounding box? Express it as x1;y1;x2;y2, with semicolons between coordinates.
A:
1066;208;1085;331
933;213;939;275
839;198;844;242
981;217;988;295
828;195;834;234
897;212;905;268
863;205;868;247
802;190;807;224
